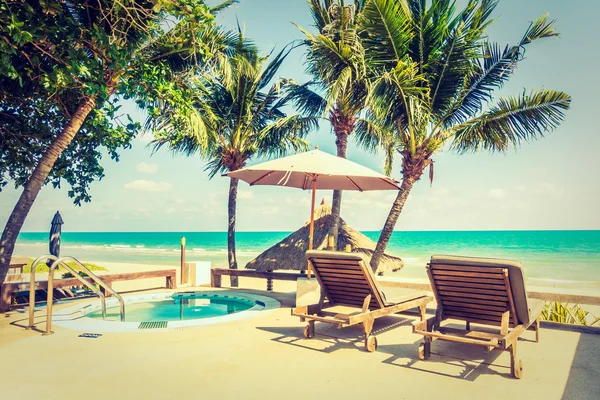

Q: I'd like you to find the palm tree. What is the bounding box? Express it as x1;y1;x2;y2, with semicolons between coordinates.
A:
151;37;318;286
356;0;572;270
288;0;370;249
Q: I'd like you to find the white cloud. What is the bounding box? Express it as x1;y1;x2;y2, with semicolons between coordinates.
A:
344;191;397;209
261;207;280;215
488;188;507;199
136;162;158;174
237;190;255;200
532;182;563;199
124;180;172;192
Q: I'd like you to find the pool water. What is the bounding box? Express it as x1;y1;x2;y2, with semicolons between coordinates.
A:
87;294;255;322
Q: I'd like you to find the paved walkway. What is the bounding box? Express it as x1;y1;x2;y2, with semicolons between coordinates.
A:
0;284;598;400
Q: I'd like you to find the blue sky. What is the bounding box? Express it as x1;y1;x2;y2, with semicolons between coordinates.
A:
1;0;599;233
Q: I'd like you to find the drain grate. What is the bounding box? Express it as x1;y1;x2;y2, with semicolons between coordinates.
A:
138;321;168;330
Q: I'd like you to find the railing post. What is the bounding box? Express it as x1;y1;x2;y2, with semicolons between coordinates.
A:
210;270;222;288
43;265;56;336
28;261;37;329
180;236;186;284
27;255;58;330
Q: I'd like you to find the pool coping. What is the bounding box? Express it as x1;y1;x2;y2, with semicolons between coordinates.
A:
52;290;280;333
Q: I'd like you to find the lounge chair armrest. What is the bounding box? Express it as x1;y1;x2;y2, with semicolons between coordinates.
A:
292;303;324;317
292;306;308;316
412;316;437;333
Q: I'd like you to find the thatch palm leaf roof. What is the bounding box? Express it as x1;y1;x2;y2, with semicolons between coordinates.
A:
245;200;403;274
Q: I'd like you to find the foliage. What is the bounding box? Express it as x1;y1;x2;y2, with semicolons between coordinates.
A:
541;302;600;327
288;1;370;136
357;0;571;167
0;0;222;203
61;270;91;279
150;32;317;175
23;259;106;273
0;95;139;204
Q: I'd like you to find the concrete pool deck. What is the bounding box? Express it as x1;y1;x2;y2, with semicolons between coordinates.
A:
1;278;599;400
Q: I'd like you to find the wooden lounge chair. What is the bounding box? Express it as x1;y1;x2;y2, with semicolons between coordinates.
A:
292;250;433;352
412;255;545;379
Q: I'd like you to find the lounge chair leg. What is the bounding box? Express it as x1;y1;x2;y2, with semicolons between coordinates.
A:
363;318;377;352
509;340;523;379
535;317;540;343
303;320;315;338
466;321;470;331
419;304;427;320
418;339;431;360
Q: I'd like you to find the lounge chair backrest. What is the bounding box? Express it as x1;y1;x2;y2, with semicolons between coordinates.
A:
306;250;384;310
429;255;531;326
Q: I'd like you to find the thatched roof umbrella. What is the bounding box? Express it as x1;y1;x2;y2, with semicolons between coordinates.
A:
245;200;403;275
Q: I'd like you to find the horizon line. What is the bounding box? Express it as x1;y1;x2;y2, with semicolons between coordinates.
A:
18;229;600;234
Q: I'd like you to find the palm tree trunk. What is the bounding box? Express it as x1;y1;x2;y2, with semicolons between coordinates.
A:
370;176;417;271
0;96;96;297
329;133;348;250
227;177;239;287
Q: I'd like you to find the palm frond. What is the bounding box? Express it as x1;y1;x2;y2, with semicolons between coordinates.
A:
257;114;317;158
277;80;327;117
368;57;428;127
359;0;413;70
441;13;559;127
353;116;391;152
427;0;498;115
210;0;239;15
383;141;395;176
450;89;571;153
258;44;294;90
307;0;335;31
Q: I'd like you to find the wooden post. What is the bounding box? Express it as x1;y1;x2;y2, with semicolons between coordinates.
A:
180;236;186;284
327;235;334;250
345;244;351;252
211;270;222;288
307;178;317;279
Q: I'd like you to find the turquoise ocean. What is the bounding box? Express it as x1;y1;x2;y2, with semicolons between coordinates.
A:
14;230;600;290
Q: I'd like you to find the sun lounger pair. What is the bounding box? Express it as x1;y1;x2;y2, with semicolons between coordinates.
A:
292;251;433;352
292;251;543;379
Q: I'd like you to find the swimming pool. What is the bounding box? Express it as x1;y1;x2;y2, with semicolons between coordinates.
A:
52;291;279;332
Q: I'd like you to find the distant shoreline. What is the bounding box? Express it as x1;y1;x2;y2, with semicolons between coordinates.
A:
13;230;600;292
18;229;600;234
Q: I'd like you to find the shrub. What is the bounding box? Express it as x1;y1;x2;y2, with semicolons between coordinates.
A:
22;260;106;273
541;302;600;327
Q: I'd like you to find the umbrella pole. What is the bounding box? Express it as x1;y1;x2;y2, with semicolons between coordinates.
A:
307;179;317;279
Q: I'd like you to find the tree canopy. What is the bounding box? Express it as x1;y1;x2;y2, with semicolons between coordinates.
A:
0;0;224;204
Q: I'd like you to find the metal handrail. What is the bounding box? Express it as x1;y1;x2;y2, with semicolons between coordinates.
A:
54;256;126;321
27;255;126;335
45;256;126;335
27;255;108;332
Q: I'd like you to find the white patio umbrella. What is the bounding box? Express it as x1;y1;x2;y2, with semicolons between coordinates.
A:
224;147;400;277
